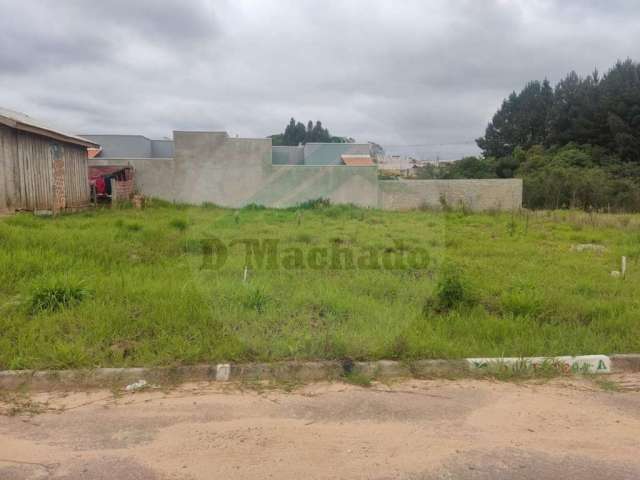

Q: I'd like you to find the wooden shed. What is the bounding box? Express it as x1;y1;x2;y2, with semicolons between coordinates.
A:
0;108;99;214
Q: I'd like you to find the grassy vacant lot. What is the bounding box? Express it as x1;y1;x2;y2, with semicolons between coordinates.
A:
0;201;639;369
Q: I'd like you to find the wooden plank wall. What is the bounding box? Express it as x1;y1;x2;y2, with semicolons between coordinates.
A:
0;125;17;211
62;144;91;208
15;132;54;210
0;130;91;212
8;129;91;211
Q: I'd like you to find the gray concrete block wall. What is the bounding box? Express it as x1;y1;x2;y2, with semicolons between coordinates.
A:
89;133;523;211
150;140;174;158
272;146;305;165
379;179;523;211
171;131;272;207
303;143;370;166
249;165;379;208
82;135;152;158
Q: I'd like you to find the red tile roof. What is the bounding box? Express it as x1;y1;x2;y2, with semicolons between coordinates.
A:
341;154;374;166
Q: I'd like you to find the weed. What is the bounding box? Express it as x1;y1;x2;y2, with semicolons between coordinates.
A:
507;213;517;236
342;371;373;387
169;218;188;231
0;393;50;417
297;198;331;210
30;281;90;314
117;221;143;232
428;266;472;312
244;288;269;313
593;377;622;392
294;233;313;244
0;204;639;369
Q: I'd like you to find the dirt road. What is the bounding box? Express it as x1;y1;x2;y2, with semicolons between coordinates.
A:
1;375;639;479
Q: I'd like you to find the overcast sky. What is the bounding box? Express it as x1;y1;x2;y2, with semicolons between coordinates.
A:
1;1;639;159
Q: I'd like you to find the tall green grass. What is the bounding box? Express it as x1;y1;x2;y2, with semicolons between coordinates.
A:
0;203;638;369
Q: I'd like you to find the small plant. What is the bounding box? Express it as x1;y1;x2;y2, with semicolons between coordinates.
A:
426;266;471;313
169;218;188;231
115;221;142;232
460;200;471;216
507;213;517;237
297;198;331;210
294;233;313;244
30;281;90;314
342;371;373;387
594;378;622;392
244;288;269;313
438;194;450;212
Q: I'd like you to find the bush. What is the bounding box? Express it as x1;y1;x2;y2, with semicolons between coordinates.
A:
30;282;90;314
243;288;269;313
242;203;267;211
169;218;189;231
296;198;331;210
426;266;473;313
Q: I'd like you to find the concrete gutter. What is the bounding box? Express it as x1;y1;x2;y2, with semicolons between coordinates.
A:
0;355;637;391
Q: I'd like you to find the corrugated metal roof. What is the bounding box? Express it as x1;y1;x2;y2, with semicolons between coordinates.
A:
0;107;99;148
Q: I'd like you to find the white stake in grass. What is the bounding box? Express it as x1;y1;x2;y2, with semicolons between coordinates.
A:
622;256;627;279
243;265;248;282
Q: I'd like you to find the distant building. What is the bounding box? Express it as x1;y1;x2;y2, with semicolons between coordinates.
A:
272;143;373;166
0;108;98;214
80;134;174;159
378;155;428;178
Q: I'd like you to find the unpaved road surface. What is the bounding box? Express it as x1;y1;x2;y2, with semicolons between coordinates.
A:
1;375;639;479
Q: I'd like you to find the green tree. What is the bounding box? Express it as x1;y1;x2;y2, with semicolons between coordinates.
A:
269;118;351;146
476;80;553;157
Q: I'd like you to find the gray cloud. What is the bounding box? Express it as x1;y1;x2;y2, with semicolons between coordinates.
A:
0;0;639;159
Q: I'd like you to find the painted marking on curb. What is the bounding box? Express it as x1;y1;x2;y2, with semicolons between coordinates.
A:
216;364;231;381
466;355;611;374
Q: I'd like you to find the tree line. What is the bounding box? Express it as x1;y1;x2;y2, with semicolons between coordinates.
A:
420;59;640;211
270;118;354;146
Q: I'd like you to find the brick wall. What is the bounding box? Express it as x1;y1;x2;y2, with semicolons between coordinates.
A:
52;158;66;213
112;171;135;202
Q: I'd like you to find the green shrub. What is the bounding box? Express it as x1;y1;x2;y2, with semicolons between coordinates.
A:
297;198;331;210
242;203;266;211
244;288;269;313
427;266;472;313
169;218;189;231
30;282;90;314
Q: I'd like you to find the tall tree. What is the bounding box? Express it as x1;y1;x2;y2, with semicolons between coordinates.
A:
478;59;640;164
270;118;350;146
476;80;553;158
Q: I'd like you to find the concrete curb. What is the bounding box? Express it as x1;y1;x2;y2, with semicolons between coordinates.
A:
0;355;636;391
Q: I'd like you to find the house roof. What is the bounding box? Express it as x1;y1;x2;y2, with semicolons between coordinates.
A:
341;154;374;166
0;108;99;148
